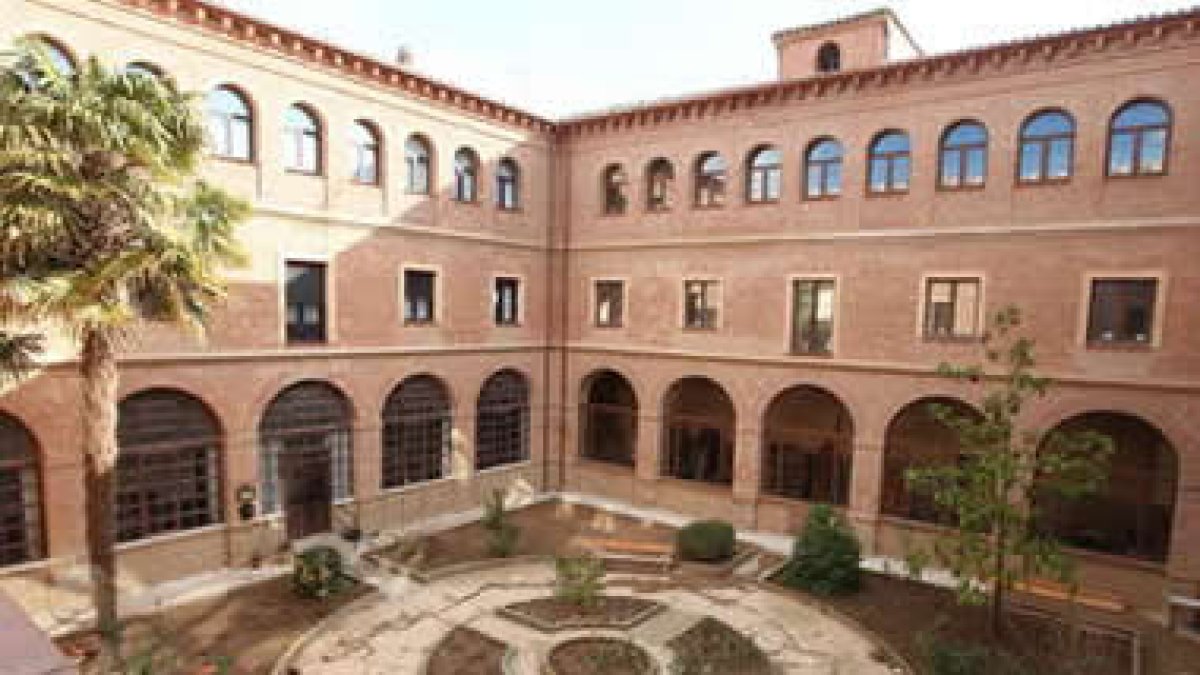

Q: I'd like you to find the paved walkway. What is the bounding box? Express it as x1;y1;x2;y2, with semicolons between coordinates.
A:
282;560;903;674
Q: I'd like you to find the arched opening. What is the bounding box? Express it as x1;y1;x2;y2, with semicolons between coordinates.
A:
694;152;727;207
761;386;853;504
804;137;843;198
0;414;43;567
1108;99;1171;177
350;119;382;185
816;42;841;73
661;377;735;485
475;369;530;471
206;85;254;161
454;147;479;202
882;397;979;524
603;163;628;214
645;157;674;211
116;389;223;543
1037;412;1177;563
283;103;322;175
867;130;911;194
1018;109;1075;183
746;145;782;203
381;375;452;489
579;370;638;467
259;381;353;540
404;134;433;194
496;157;520;210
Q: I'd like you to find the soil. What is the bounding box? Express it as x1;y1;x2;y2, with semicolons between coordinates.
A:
504;595;659;629
547;637;654;675
425;626;507;675
667;616;773;675
56;575;369;674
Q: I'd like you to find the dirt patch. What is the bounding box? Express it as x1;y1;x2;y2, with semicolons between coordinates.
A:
667;616;772;675
547;637;654;675
425;626;507;675
502;595;661;630
57;575;369;674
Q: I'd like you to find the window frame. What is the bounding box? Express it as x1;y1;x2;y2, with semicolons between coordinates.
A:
453;147;480;203
349;119;382;186
681;278;722;331
789;275;838;356
1080;272;1166;349
919;275;985;341
693;152;728;208
1017;109;1076;185
496;158;520;211
404;134;433;195
938;120;989;190
816;42;842;74
645;158;674;212
282;257;329;345
592;278;627;329
206;85;255;163
282;103;323;176
400;265;441;326
866;131;912;196
0;415;44;568
602;163;628;215
745;145;783;204
1106;99;1172;179
803;137;844;200
492;274;523;327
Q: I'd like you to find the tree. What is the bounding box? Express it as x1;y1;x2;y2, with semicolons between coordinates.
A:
0;42;248;668
902;306;1113;638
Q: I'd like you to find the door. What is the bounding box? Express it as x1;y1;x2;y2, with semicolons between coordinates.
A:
281;433;332;540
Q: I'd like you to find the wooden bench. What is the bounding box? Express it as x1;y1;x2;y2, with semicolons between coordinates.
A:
574;537;674;572
1014;578;1128;613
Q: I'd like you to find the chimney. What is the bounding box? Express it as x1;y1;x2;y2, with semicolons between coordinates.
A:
771;8;921;81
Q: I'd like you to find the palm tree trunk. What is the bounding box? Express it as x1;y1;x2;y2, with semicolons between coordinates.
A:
80;327;123;669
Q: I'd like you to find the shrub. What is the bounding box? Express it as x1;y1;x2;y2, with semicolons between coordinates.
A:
292;546;354;599
916;632;1029;675
675;520;736;563
778;504;861;596
555;554;605;607
481;489;520;558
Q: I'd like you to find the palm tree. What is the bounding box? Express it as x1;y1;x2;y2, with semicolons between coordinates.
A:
0;42;248;668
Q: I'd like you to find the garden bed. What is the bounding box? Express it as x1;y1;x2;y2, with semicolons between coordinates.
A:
546;637;655;675
667;617;772;675
499;595;663;632
425;626;508;675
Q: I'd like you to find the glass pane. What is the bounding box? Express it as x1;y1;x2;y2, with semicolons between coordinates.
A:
1140;129;1167;173
1049;139;1072;178
954;282;979;335
1020;143;1042;180
869;159;888;192
1109;132;1134;175
1025;112;1072;137
826;163;841;195
806;165;822;197
893;157;910;189
766;169;781;200
1114;101;1168;129
941;151;961;186
965;149;985;185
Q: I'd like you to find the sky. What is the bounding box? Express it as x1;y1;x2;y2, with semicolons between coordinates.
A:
213;0;1198;118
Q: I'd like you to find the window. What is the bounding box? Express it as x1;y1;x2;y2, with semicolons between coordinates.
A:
403;269;437;324
594;280;625;328
494;277;520;326
646;158;674;211
285;261;326;343
1109;100;1170;177
30;36;75;76
1019;110;1075;183
1087;278;1158;346
683;280;721;330
816;42;841;73
124;61;164;81
475;370;529;470
923;278;981;339
662;377;735;485
349;120;380;184
206;86;253;161
762;387;853;504
603;164;628;214
0;414;42;567
868;131;910;194
746;146;782;203
405;135;432;194
454;147;479;202
496;158;519;210
939;121;988;188
804;138;843;198
283;104;321;174
694;152;727;207
381;375;451;489
791;279;835;354
580;370;637;466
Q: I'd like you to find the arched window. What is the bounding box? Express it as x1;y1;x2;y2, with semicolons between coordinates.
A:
28;35;75;75
602;164;628;214
694;152;727;207
645;158;674;211
662;377;734;485
804;138;843;198
124;61;165;82
381;375;451;489
882;397;979;524
475;370;529;470
1018;110;1075;183
746;145;782;203
349;120;381;185
116;389;222;543
0;414;42;567
762;386;853;504
867;131;911;194
496;158;520;210
1037;412;1177;562
939;121;988;188
1108;100;1170;177
259;381;353;540
580;370;637;466
206;85;253;161
816;42;842;74
453;147;479;202
283;104;321;174
405;135;432;194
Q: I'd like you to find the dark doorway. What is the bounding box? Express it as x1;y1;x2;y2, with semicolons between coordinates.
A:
280;433;334;540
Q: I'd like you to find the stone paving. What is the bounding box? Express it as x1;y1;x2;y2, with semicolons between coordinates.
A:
281;560;903;674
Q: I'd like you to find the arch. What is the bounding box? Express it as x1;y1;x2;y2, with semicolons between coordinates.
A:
475;369;530;471
881;396;980;524
746;144;782;203
579;369;638;467
694;151;727;207
816;42;842;74
1036;411;1177;563
206;84;254;161
453;146;479;202
1018;108;1075;183
939;120;988;188
804;137;843;198
115;388;223;543
350;119;382;185
761;385;854;504
404;134;433;194
602;163;628;214
25;34;76;75
496;157;520;210
124;61;167;82
0;413;43;567
1108;98;1171;177
661;376;735;485
645;157;674;211
381;375;452;489
283;103;322;174
867;130;911;194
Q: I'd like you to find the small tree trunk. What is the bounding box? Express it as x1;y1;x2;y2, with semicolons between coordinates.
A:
80;327;123;670
991;520;1006;640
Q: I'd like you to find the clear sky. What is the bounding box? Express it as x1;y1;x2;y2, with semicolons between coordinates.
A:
214;0;1197;118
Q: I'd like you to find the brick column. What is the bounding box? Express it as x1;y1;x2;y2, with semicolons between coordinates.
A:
633;410;662;507
848;438;884;550
1167;465;1200;584
731;425;761;529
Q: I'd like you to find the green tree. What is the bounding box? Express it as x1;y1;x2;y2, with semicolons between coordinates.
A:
903;306;1113;637
0;42;248;668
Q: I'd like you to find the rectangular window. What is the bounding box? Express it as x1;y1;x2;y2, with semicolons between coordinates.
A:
791;279;836;354
923;278;981;339
403;269;437;324
1087;278;1157;346
683;280;721;330
494;277;520;326
285;261;326;343
594;280;625;327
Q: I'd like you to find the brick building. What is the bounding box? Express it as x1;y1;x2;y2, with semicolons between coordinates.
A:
2;0;1198;621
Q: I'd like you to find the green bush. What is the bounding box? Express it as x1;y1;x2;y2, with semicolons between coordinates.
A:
481;489;520;557
292;546;354;599
777;504;861;596
555;554;605;607
675;520;736;562
916;632;1030;675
